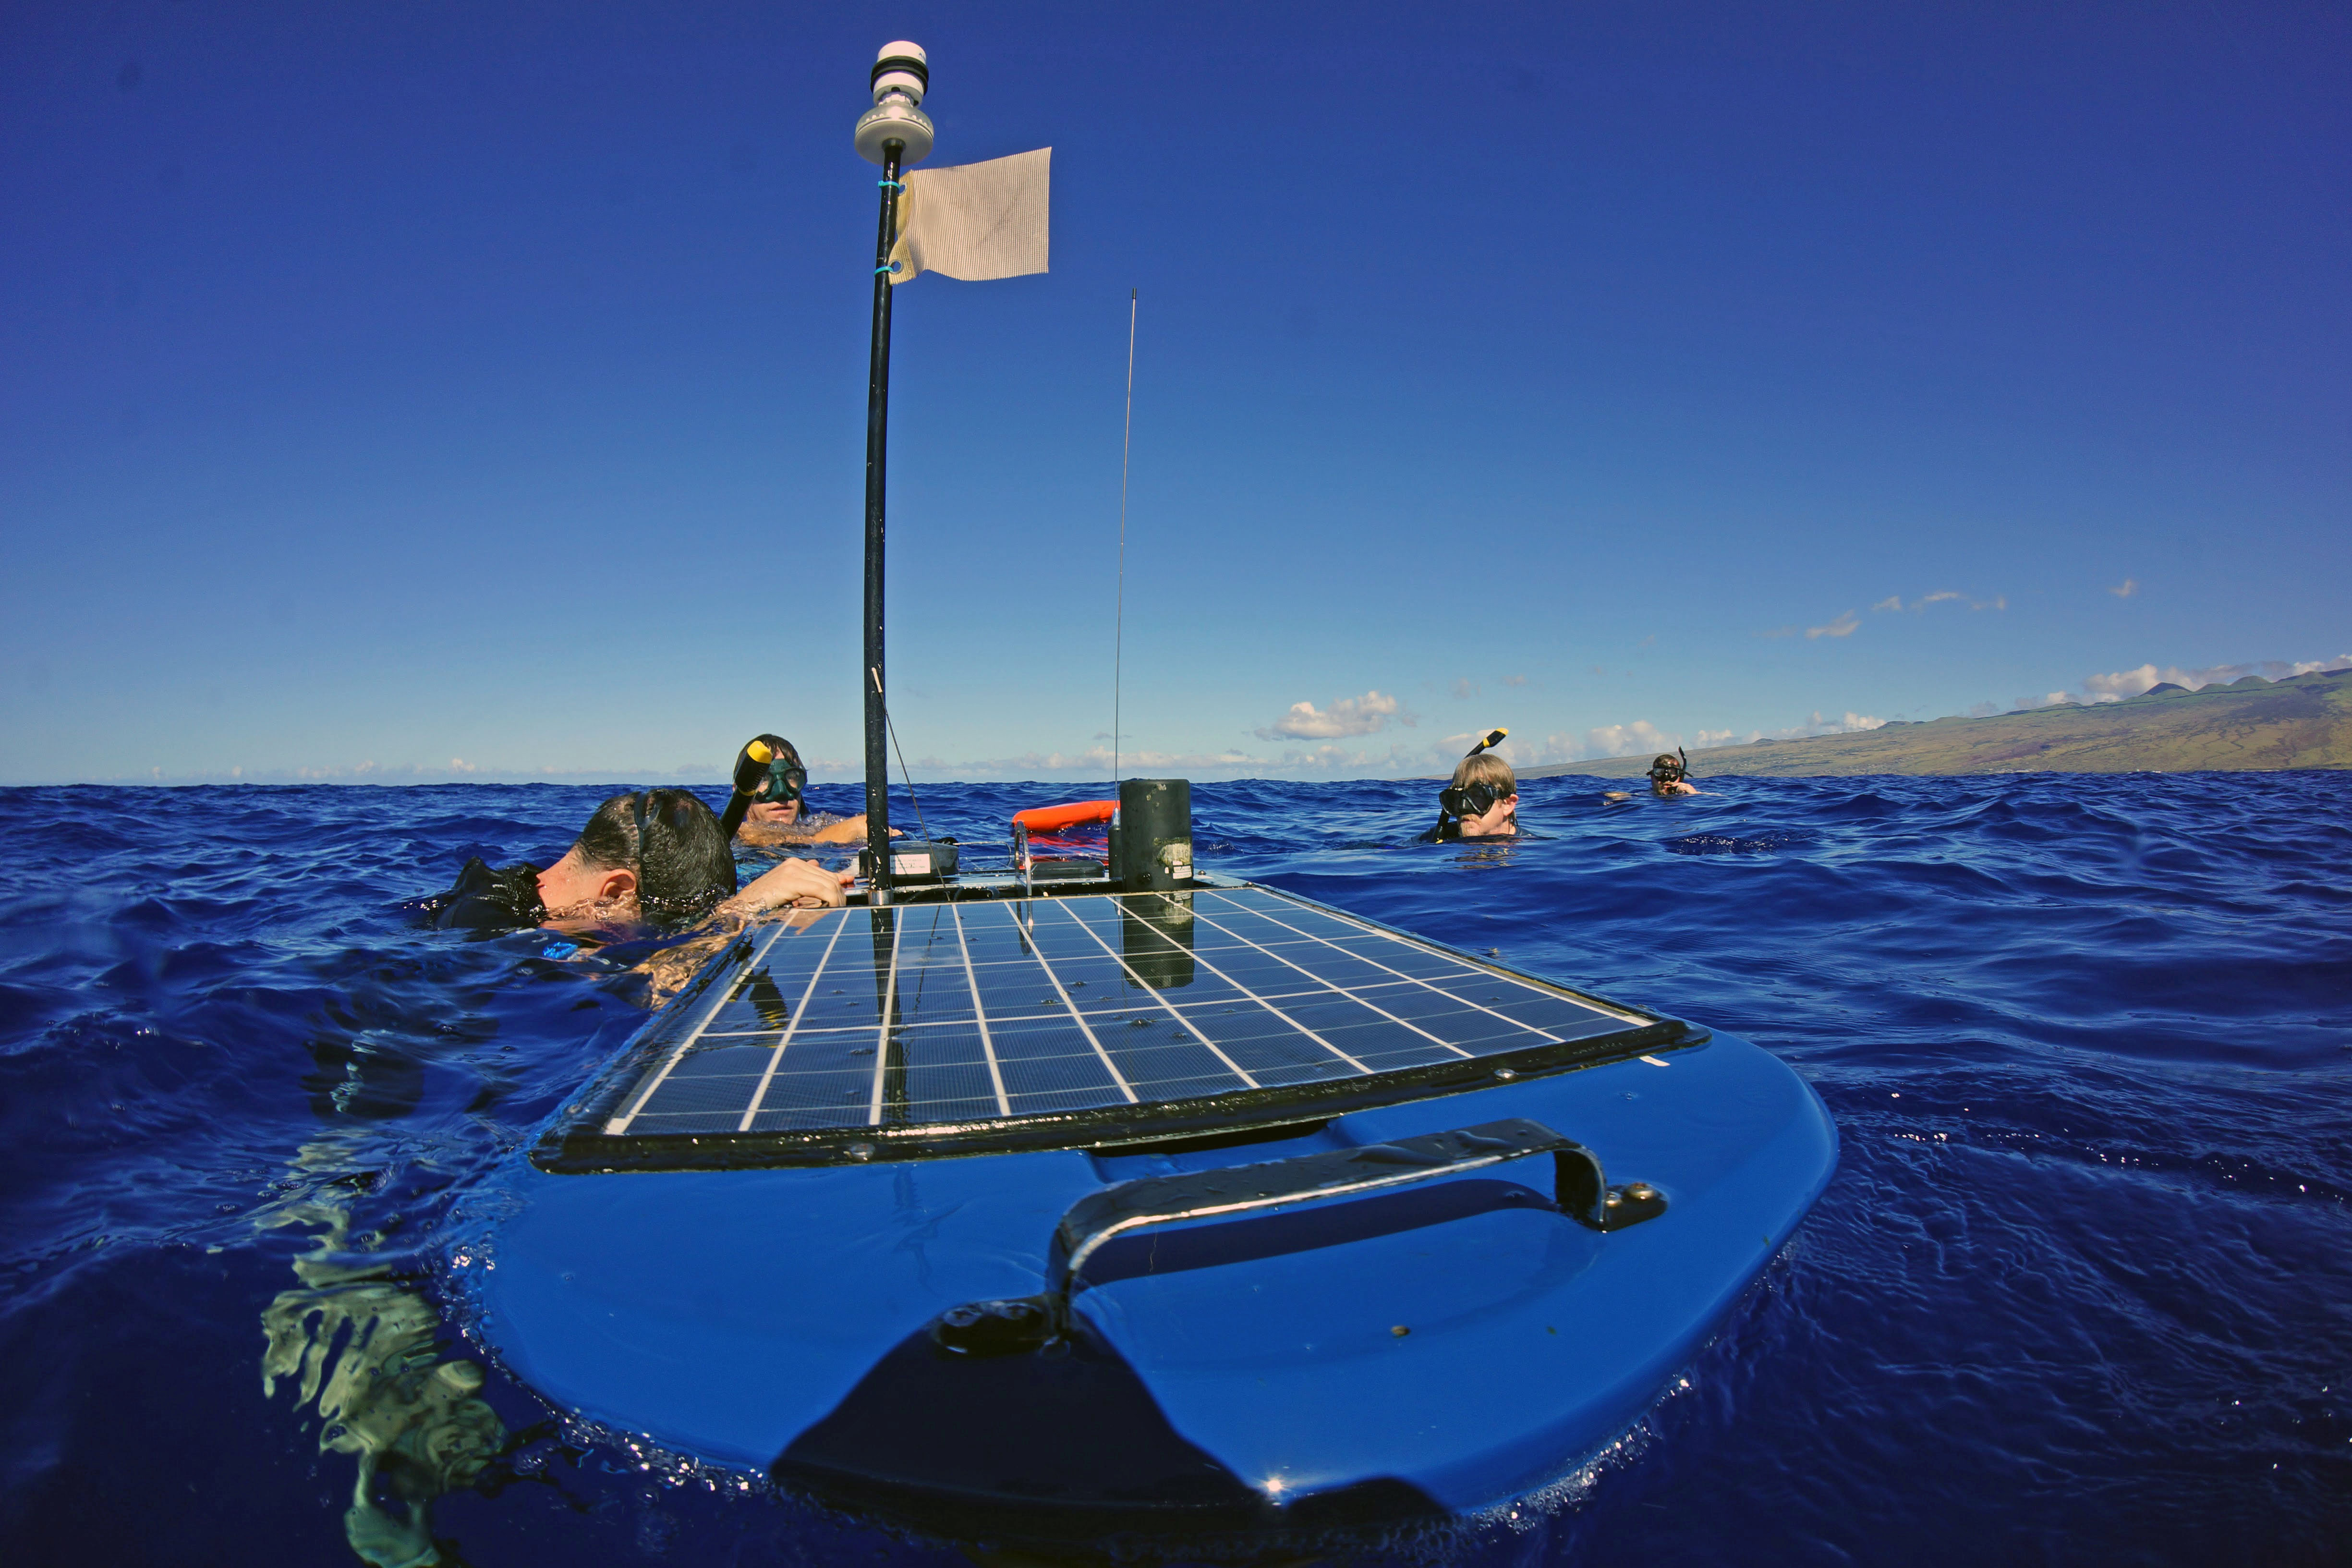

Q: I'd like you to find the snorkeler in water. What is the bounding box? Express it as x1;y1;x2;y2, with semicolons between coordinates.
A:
1600;748;1700;802
1648;749;1699;796
1424;731;1520;841
426;789;848;935
729;734;894;845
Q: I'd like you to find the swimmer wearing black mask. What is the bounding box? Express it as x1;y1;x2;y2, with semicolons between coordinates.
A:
1649;748;1699;797
727;734;895;845
1425;729;1520;841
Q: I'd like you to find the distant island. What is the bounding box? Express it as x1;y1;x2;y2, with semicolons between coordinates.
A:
1519;668;2352;779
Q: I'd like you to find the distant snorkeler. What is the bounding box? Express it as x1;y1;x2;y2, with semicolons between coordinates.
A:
1649;748;1700;796
1424;730;1520;841
424;788;848;937
728;734;893;845
1601;748;1700;802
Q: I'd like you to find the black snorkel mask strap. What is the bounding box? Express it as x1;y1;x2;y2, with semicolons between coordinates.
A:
1434;727;1508;836
631;789;659;910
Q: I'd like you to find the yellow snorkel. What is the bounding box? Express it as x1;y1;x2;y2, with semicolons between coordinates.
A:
718;738;776;839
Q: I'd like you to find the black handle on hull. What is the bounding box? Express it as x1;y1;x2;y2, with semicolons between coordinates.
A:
930;1117;1666;1354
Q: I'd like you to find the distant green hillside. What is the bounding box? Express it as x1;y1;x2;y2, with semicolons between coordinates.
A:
1519;668;2352;778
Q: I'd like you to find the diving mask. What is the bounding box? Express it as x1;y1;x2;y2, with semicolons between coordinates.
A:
1438;781;1508;818
752;757;808;807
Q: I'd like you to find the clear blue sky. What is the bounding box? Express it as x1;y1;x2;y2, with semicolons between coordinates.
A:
5;2;2346;784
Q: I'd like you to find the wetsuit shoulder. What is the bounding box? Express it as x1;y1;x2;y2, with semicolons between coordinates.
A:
427;858;548;931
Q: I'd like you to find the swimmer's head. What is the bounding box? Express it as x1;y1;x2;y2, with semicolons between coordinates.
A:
1647;751;1688;792
542;789;737;922
743;735;809;825
1438;751;1518;822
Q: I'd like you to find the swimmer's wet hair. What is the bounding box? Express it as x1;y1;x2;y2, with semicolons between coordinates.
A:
1450;752;1516;796
576;790;739;922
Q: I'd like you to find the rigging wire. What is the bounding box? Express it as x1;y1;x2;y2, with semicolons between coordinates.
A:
870;665;933;846
1113;288;1137;784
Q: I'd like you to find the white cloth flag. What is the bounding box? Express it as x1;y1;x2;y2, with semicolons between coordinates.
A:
887;147;1049;285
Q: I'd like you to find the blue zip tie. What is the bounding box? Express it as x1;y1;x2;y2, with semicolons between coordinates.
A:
877;178;904;190
874;260;901;275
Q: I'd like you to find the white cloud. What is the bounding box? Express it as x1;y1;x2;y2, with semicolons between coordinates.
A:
1967;701;1999;718
1533;720;1677;762
1254;690;1412;741
2079;667;2166;699
2109;578;2139;598
930;745;1265;780
1529;710;1885;764
1503;674;1528;687
1790;590;2004;640
2011;693;2076;710
891;731;1529;781
1782;710;1884;737
1909;590;2006;612
1449;678;1479;701
2079;654;2352;701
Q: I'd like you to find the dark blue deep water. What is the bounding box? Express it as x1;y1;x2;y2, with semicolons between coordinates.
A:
2;774;2347;1566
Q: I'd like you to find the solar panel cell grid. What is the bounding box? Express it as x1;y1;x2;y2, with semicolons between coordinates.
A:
596;887;1651;1140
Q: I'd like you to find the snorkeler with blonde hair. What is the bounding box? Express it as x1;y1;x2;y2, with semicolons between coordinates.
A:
1424;729;1520;841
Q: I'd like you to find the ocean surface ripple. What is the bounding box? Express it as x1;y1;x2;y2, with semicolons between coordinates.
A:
1;774;2346;1565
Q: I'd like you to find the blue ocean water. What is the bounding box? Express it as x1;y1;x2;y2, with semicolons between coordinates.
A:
0;774;2346;1566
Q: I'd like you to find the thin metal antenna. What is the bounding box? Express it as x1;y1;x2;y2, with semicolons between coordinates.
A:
1113;288;1137;784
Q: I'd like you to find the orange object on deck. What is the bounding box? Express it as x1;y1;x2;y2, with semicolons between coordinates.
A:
1011;800;1119;833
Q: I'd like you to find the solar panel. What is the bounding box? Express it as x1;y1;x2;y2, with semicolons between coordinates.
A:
536;884;1701;1171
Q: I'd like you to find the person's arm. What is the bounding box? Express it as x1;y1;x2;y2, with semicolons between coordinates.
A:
721;857;855;914
810;813;907;843
633;861;854;1008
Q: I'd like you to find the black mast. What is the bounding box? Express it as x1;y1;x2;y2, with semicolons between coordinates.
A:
852;43;934;906
862;142;902;904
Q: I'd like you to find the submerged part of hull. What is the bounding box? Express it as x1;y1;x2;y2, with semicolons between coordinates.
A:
774;1310;1445;1539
